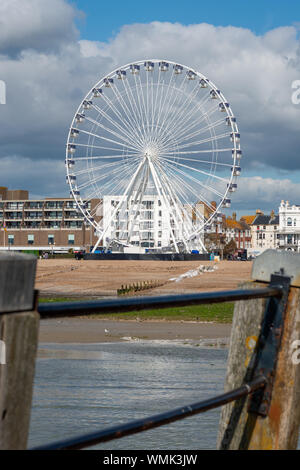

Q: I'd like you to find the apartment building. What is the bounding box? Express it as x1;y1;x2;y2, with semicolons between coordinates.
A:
0;187;100;252
277;200;300;252
101;195;206;252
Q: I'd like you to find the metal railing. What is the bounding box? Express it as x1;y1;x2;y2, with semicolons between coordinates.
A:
32;275;289;450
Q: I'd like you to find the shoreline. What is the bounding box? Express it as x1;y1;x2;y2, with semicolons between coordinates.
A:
38;317;232;344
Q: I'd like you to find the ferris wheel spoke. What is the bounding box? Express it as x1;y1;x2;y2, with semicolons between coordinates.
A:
158;81;204;144
137;74;150;137
161;91;213;144
132;75;148;143
73;153;140;162
159;165;211;230
79;122;140;152
99;164;138;198
159;154;232;169
76;164;129;191
160;101;219;150
159;156;229;183
72;158;138;177
70;130;140;155
158;79;206;144
108;82;146;145
73;152;141;162
100;87;142;138
84;160;138;202
85;107;138;149
91;101;141;147
163;108;223;149
85;116;142;151
161;160;218;214
120;79;148;142
162;173;206;231
154;71;178;138
90;99;138;143
163;158;224;200
156;72;188;142
155;162;195;241
163;131;231;153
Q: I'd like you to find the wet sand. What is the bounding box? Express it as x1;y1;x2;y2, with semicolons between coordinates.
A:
39;318;231;344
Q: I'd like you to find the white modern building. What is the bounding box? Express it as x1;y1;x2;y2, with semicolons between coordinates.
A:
100;195;205;253
277;200;300;252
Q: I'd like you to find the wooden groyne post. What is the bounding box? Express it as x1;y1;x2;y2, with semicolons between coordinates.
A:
218;249;300;449
0;252;38;449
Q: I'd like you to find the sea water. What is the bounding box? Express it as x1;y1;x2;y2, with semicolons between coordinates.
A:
28;341;229;450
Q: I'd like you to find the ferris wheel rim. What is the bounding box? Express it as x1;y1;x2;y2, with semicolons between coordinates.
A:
66;59;241;250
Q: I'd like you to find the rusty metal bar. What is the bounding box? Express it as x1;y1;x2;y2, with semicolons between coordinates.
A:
32;376;267;450
37;287;282;319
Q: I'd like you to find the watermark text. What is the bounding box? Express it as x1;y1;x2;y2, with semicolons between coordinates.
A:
0;340;6;365
291;80;300;105
0;80;6;104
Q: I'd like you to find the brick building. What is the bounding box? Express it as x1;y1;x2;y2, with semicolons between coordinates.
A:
0;187;100;252
223;213;252;250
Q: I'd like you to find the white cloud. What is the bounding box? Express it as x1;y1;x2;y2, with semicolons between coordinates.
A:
0;2;300;208
0;0;79;56
234;176;300;211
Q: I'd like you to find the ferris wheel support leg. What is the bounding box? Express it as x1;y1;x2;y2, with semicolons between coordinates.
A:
157;167;193;252
92;158;146;253
147;158;179;253
126;165;150;243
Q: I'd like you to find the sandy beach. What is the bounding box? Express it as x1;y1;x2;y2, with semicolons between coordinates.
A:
36;259;253;297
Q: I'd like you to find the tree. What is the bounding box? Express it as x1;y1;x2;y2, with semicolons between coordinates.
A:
223;239;237;257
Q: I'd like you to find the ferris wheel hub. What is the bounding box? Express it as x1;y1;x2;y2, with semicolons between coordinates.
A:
144;144;159;162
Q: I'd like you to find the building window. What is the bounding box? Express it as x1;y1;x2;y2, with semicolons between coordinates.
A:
28;234;34;245
48;235;54;245
287;234;293;244
294;219;297;226
287;217;292;226
68;234;75;245
8;235;14;245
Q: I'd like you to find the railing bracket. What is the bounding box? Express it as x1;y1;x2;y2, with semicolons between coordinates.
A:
248;274;291;417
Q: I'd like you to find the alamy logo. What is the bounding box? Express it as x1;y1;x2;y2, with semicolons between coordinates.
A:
0;80;6;104
291;80;300;105
0;340;6;365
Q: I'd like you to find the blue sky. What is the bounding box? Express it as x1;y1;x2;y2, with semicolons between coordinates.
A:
74;0;300;41
1;0;300;214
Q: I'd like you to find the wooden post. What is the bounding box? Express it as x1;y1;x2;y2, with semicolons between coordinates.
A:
217;249;300;449
0;252;39;450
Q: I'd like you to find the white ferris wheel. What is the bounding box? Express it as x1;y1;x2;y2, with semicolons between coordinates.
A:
66;59;241;253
